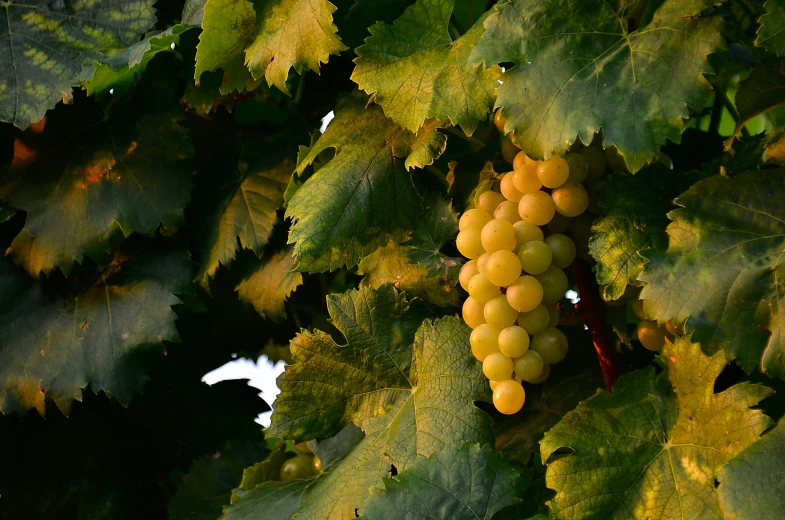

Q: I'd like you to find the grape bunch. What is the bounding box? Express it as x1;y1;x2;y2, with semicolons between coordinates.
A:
455;119;599;416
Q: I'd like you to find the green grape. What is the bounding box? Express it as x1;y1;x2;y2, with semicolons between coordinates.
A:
501;133;520;163
459;260;479;291
494;200;522;224
630;299;647;320
313;455;322;473
519;191;555;226
484;295;519;329
578;146;606;180
552;183;589;217
280;454;317;481
459;208;492;231
518;240;553;275
605;145;628;172
512;221;544;252
506;275;543;312
546;212;572;234
512;163;542;194
483;352;514;380
498;325;530;358
456;227;485;259
470;323;500;361
638;320;667;351
512;151;532;171
485;250;522;287
477;253;490;273
494;109;507;133
545;234;577;269
547;303;560;327
528;363;550;384
565;152;588;183
493;380;525;414
531;327;568;364
481;218;517;252
537;156;570;188
500;173;523;202
517;304;550;335
513;350;544;382
468;273;501;303
535;265;569;303
462;297;486;329
665;320;685;336
478;190;506;214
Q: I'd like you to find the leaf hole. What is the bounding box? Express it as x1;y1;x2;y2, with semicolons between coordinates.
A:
389;463;398;477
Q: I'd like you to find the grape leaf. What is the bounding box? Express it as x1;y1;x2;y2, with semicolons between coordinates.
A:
470;0;723;172
197;158;292;287
404;119;448;171
358;444;525;519
718;417;785;520
0;200;14;224
264;285;494;518
0;0;156;129
223;479;314;520
236;249;303;322
734;58;785;136
756;0;785;56
183;0;208;25
285;93;425;272
0;250;192;416
541;337;773;520
352;0;500;134
640;170;785;377
245;0;346;95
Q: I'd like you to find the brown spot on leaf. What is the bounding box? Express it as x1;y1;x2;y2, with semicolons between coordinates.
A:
75;151;119;189
80;321;89;331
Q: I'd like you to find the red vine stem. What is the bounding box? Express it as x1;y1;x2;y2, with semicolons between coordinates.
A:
571;260;621;391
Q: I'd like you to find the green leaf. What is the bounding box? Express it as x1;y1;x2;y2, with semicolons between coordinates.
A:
403;119;448;171
0;250;192;416
718;417;785;520
541;337;773;520
358;444;525;519
0;0;156;128
183;0;208;25
265;285;494;518
352;0;500;134
223;479;313;520
0;104;194;277
236;249;303;322
756;0;785;56
285;93;424;272
197;158;292;287
471;0;724;172
640;170;785;377
734;58;785;135
245;0;346;95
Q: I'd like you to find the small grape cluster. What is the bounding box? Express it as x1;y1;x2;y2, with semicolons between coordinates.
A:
456;118;600;416
279;442;322;481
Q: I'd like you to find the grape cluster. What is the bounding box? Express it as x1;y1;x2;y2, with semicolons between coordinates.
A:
280;442;322;481
456;120;597;416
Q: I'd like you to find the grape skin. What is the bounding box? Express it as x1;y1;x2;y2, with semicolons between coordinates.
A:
459;260;479;291
519;191;555;226
459;208;492;231
638;320;667;351
531;327;568;364
477;253;490;273
517;304;550;336
483;352;513;380
470;324;500;361
528;363;550;384
493;380;525;414
552;183;589;217
518;240;553;275
468;273;501;303
545;234;577;269
481;219;517;252
512;163;542;194
485;250;522;287
537;156;570;188
280;454;317;481
535;266;569;303
500;173;523;202
501;134;520;163
478;190;506;214
498;325;530;358
456;227;485;259
462;297;486;329
513;350;544;382
484;295;519;329
565;152;588;183
494;200;522;224
506;275;544;313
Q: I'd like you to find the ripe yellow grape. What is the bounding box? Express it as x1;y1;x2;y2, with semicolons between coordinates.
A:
477;253;490;273
313;455;322;473
500;173;523;202
470;324;500;361
579;146;607;180
535;266;569;303
545;234;577;269
546;212;571;234
468;273;501;303
512;151;532;171
501;133;520;163
513;350;544;382
490;374;521;391
459;208;492;231
518;240;553;275
484;295;519;329
665;320;685;336
478;190;506;214
483;352;514;380
494;201;522;224
512;163;542;194
498;325;530;358
462;297;486;328
547;303;560;327
506;275;543;313
531;327;568;364
481;219;517;252
565;152;588;183
519;191;555;226
494;109;507;133
529;363;550;384
512;221;544;251
552;183;589;217
638;320;667;351
537;156;570;188
456;227;485;259
458;260;479;291
493;380;525;414
485;250;521;287
517;304;550;335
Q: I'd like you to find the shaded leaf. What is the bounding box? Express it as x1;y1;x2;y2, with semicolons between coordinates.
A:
183;0;209;25
0;200;14;224
236;249;303;322
734;58;785;135
756;0;785;56
222;479;313;520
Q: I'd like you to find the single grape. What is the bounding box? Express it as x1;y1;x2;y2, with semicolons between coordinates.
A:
468;273;501;303
605;145;628;172
484;295;519;329
483;352;514;380
498;325;530;358
517;304;550;335
547;303;560;327
512;163;542;194
512;221;544;252
456;227;485;259
638;320;666;351
485;250;522;287
552;183;589;217
459;260;479;291
665;320;685;336
528;363;550;384
481;218;517;253
513;350;544;382
477;253;490;273
535;266;569;303
531;327;568;364
512;151;532;171
494;200;522;224
459;208;492;231
493;380;526;414
462;297;486;329
565;152;588;183
518;240;553;275
519;191;555;226
313;455;322;473
545;234;577;269
500;173;523;202
494;109;507;133
546;212;572;234
537;156;570;188
280;454;317;481
506;275;544;313
578;146;606;180
630;299;647;320
470;324;501;361
501;133;520;163
478;190;506;214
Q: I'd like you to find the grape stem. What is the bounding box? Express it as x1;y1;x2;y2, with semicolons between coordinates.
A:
571;260;621;391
